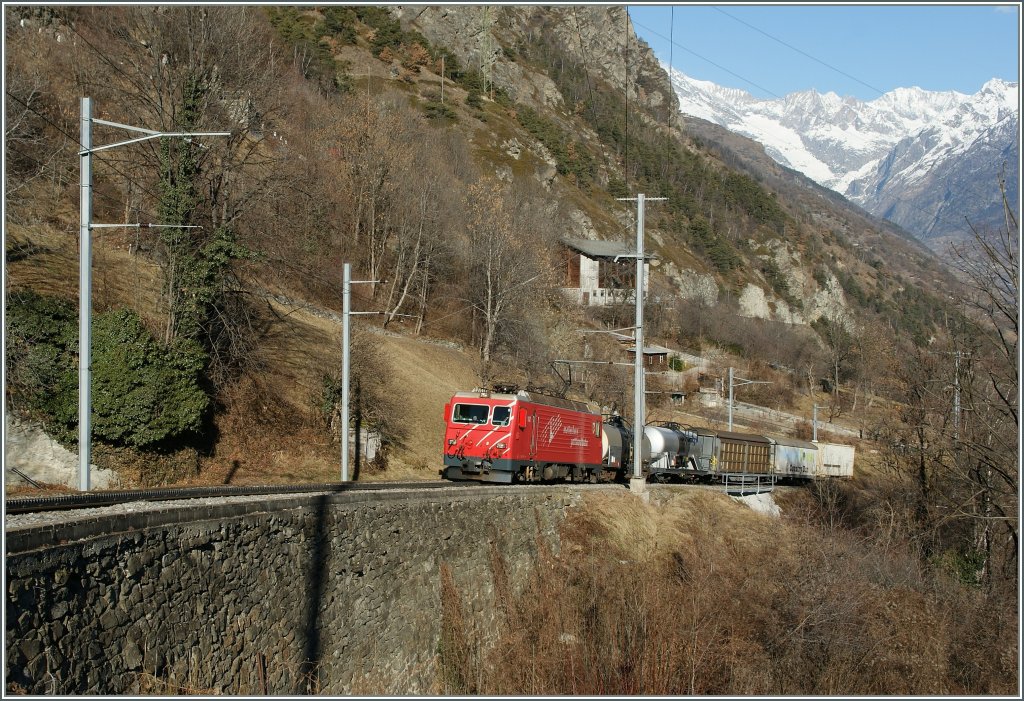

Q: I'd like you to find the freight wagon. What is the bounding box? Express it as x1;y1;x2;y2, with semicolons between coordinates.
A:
814;441;855;478
769;436;819;479
640;424;855;484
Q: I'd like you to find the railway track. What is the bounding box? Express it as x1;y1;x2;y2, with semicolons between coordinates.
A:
5;478;774;518
4;480;468;515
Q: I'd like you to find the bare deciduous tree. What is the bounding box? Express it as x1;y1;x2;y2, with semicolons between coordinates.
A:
947;181;1019;589
463;177;552;365
67;6;289;381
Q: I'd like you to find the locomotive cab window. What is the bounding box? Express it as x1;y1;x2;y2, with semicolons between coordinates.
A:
452;403;489;424
492;406;512;426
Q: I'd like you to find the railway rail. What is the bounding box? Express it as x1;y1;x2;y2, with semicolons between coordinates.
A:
4;480;467;516
4;478;782;520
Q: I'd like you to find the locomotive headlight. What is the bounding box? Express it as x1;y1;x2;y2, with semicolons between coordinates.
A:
447;439;456;446
496;442;507;449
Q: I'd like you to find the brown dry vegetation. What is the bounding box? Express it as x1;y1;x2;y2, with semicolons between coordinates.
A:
438;488;1018;696
4;7;1017;696
5;216;481;485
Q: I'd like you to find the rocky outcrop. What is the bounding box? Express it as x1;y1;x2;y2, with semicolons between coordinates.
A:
394;6;679;124
4;413;119;490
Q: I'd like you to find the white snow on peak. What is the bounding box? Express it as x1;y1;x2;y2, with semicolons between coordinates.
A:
666;65;1019;202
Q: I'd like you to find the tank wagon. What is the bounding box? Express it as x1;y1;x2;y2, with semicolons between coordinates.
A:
599;414;634;479
440;389;604;484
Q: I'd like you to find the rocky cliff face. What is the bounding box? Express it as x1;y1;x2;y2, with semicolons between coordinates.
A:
395;5;680;124
391;5;956;331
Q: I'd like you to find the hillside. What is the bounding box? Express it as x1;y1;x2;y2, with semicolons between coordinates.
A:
4;7;1018;694
0;5;987;485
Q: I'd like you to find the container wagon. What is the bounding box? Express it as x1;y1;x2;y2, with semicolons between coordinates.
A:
815;442;855;478
768;435;820;479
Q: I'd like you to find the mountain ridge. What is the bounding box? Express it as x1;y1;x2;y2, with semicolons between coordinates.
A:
668;68;1019;249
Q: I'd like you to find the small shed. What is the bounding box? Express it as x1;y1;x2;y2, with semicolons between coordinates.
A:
625;342;673;370
603;332;672;369
561;238;651;306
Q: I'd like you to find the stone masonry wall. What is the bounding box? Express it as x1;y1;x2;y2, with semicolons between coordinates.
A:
5;485;587;694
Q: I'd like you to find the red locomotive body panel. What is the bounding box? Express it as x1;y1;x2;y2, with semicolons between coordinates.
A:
442;389;602;483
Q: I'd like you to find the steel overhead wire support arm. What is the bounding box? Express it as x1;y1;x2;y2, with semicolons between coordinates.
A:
727;366;772;432
84;117;232;151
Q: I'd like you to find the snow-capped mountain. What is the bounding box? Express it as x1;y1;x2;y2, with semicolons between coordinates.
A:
668;68;1019;249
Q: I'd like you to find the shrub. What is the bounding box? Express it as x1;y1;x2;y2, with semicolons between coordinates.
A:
90;311;208;447
423;100;457;122
6;291;208;448
5;291;79;441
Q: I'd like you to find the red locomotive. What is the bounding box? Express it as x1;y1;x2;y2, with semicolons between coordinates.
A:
440;388;604;484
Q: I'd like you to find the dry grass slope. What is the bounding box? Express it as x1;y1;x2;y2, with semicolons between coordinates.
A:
436;488;1018;696
6;220;482;485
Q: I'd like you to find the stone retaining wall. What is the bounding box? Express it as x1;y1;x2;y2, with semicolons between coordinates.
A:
5;485;589;694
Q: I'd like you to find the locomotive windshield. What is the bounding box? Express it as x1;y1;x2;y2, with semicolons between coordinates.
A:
452;403;489;424
492;406;512;426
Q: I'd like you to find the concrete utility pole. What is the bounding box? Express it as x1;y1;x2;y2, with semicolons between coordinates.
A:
79;98;92;492
616;193;666;495
728;366;733;432
632;195;647;490
78;97;229;491
952;349;962;441
340;263;381;482
727;367;771;432
812;403;826;442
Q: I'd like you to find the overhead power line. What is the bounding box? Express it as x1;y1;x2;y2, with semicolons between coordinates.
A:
630;11;1016;232
5;89;166;206
630;17;783;99
713;7;888;98
6;143;160;218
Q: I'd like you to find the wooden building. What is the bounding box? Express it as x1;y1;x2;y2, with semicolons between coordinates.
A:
560;238;651;306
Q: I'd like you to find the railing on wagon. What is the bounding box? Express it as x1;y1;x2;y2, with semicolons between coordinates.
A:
719;472;776;495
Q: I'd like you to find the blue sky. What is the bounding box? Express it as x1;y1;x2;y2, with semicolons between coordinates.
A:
628;4;1021;101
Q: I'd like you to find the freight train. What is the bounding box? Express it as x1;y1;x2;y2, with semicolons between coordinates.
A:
440;388;854;485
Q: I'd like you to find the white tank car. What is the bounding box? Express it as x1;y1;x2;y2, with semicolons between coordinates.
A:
601;421;630;471
644;424;699;472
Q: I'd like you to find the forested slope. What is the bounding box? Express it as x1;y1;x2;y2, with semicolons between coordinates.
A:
4;6;1017;694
